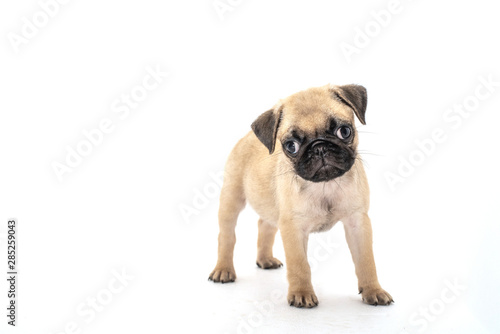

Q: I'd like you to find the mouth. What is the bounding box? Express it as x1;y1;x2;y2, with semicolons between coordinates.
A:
296;152;354;182
309;163;346;182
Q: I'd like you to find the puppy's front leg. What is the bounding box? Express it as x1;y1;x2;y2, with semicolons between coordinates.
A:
280;219;318;308
343;213;393;305
208;184;245;283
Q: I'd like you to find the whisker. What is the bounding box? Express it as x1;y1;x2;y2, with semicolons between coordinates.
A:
334;178;346;196
261;151;284;162
357;150;384;157
273;169;295;178
355;156;370;169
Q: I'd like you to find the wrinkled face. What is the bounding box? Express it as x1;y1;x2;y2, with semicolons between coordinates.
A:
251;84;367;183
280;117;356;182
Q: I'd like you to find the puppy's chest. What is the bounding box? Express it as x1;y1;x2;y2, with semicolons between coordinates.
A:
297;182;350;233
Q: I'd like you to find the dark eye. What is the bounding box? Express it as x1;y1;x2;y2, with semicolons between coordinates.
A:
284;140;300;155
336;126;351;140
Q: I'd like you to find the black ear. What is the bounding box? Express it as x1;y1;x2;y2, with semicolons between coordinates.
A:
333;84;368;125
251;107;282;154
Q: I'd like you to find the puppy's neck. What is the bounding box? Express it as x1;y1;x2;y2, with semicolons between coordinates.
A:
290;172;354;222
298;170;354;195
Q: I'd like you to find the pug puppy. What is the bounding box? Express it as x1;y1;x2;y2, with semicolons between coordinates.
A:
208;84;393;308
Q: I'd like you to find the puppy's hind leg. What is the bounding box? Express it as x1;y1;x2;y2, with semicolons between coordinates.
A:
209;180;245;283
256;219;283;269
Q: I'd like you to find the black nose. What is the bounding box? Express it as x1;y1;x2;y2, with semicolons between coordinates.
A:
314;144;326;157
311;140;334;157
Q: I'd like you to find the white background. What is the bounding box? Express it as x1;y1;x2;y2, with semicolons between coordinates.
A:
1;0;499;333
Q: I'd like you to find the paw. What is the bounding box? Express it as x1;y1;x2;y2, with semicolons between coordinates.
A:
208;267;236;283
256;257;283;269
287;290;319;308
359;286;393;306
